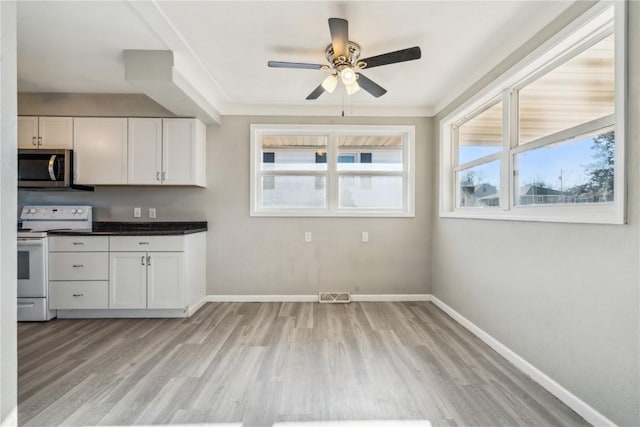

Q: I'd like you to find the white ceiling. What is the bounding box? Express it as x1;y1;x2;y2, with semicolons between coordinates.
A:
17;1;576;117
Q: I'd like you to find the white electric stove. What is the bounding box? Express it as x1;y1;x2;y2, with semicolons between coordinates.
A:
17;205;92;321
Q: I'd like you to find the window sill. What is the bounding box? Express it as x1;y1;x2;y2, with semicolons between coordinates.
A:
439;205;624;225
251;209;415;218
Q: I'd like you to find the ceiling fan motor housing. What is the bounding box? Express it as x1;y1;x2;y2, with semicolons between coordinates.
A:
325;41;365;70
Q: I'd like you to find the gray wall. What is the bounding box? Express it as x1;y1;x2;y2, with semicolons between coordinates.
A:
18;95;433;296
1;1;18;425
431;2;639;425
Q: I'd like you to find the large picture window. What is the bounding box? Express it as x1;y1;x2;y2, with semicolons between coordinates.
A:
440;3;625;224
251;125;415;217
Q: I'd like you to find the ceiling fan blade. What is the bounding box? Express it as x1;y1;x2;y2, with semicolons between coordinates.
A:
268;61;325;70
328;18;349;59
357;73;387;98
359;46;422;69
306;84;326;100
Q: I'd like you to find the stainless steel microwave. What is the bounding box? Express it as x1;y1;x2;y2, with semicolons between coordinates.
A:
18;149;73;188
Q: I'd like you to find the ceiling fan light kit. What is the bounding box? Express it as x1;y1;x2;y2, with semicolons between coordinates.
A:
268;17;421;100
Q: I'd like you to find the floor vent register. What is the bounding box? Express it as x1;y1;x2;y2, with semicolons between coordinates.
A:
318;292;351;303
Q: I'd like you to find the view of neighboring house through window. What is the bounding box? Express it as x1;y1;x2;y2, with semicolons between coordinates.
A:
440;3;624;223
455;100;503;208
251;125;414;217
514;33;614;206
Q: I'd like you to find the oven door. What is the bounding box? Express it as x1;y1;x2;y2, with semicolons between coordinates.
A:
17;237;47;297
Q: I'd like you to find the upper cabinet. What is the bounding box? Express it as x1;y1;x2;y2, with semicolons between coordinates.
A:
128;118;206;187
18;116;73;149
74;118;128;185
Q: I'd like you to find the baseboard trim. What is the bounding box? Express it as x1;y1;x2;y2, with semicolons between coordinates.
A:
351;294;432;302
205;294;432;303
430;296;616;427
205;294;318;302
188;296;209;316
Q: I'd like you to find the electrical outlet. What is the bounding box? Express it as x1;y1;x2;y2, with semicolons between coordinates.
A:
149;208;157;219
362;231;369;243
134;207;142;218
304;231;312;243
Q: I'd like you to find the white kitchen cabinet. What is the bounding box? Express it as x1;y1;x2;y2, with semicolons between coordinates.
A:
109;252;147;309
73;117;128;185
48;235;110;310
147;252;184;309
18;116;73;149
109;236;186;310
127;118;163;185
127;118;206;187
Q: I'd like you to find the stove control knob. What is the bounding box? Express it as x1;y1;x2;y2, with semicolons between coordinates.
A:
29;208;37;214
77;208;84;214
71;209;77;214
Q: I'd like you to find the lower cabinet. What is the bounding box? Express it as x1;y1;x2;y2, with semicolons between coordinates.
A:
109;251;184;309
48;233;206;317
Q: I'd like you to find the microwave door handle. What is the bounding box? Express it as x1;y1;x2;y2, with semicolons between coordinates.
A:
48;155;57;181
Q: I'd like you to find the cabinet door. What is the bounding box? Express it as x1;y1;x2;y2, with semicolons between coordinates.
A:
162;118;197;185
38;117;73;149
147;252;184;309
74;118;128;184
18;116;39;149
128;118;162;185
109;252;147;309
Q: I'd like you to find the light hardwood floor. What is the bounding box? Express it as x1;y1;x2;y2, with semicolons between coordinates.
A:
18;302;588;426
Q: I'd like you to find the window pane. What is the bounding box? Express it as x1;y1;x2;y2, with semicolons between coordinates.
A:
519;34;614;145
458;101;503;165
339;175;403;209
261;135;327;171
337;136;403;172
457;160;500;207
515;128;614;205
261;176;326;208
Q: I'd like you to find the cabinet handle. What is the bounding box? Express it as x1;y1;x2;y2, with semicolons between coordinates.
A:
72;293;84;297
141;255;145;266
72;242;84;245
32;136;37;146
156;171;160;181
38;136;42;146
72;264;84;268
139;242;149;245
147;255;151;266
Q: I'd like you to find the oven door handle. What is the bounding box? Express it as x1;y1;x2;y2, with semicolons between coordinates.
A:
17;238;44;246
18;302;35;308
48;155;57;181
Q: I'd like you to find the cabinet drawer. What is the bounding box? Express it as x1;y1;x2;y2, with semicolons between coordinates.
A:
109;235;184;252
49;252;108;280
49;281;108;309
49;236;109;252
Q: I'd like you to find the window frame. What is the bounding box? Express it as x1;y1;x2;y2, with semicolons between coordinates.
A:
439;1;626;224
250;124;415;217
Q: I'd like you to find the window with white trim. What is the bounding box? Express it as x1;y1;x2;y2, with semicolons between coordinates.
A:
440;2;625;224
250;125;415;217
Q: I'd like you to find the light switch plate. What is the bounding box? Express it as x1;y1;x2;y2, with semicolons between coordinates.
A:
134;207;142;218
362;231;369;243
149;208;157;219
304;232;312;243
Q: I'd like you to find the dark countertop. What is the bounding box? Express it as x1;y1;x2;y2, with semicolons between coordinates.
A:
47;221;207;236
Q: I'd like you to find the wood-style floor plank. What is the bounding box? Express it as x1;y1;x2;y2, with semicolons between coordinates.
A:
18;302;589;427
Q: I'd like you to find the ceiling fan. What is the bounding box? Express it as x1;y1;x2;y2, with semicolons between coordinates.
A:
268;18;421;100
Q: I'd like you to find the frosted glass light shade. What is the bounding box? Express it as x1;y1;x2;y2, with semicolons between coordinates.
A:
345;80;360;95
321;74;338;93
340;67;357;85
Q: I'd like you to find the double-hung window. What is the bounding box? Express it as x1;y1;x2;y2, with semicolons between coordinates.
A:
441;2;625;224
250;125;415;217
